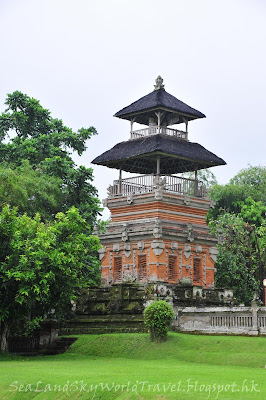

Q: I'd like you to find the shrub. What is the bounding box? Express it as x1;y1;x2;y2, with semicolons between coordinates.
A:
144;300;175;342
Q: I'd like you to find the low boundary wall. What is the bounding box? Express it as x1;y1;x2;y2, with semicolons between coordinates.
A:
174;305;266;335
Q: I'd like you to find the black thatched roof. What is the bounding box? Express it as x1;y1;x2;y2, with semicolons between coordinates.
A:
92;135;226;174
114;88;206;126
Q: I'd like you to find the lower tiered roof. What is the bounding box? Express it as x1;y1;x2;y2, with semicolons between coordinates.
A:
92;134;226;174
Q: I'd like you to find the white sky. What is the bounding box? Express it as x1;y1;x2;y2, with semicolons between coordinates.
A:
0;0;265;218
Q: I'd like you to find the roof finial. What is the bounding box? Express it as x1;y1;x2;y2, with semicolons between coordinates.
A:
154;75;165;91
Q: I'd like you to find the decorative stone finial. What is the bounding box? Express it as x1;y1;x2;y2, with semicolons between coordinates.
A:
154;75;165;90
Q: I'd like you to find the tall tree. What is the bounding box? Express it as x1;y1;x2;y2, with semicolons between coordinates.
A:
0;91;102;226
208;165;266;304
208;165;266;222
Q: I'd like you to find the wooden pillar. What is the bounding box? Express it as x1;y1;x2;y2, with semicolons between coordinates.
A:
157;157;160;176
119;168;122;195
155;111;162;134
130;119;134;132
194;168;198;196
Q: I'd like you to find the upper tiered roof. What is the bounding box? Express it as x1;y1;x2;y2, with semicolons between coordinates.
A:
114;76;205;126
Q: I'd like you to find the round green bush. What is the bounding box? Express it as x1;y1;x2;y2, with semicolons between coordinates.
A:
143;300;175;342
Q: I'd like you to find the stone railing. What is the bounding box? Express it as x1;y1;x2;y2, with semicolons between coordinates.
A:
107;174;206;198
130;126;188;140
174;305;266;336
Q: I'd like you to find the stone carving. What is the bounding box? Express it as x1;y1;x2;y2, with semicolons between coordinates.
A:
153;220;162;239
137;241;144;251
210;199;216;208
123;243;131;258
113;243;120;253
154;188;163;200
154;175;166;189
98;247;106;260
107;185;112;197
122;269;135;283
187;224;194;242
171;241;178;252
184;244;191;259
102;198;108;207
217;228;224;245
127;193;133;204
154;75;165;90
151;240;165;256
196;245;202;255
184;194;190;205
209;246;219;262
154;176;166;200
121;223;129;242
179;277;193;286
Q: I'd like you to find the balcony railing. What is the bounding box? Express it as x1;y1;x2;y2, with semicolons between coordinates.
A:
130;126;188;140
107;174;206;198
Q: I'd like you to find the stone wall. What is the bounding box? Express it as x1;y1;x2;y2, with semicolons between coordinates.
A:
63;283;266;337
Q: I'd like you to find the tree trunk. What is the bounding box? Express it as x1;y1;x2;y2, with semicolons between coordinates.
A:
0;323;9;353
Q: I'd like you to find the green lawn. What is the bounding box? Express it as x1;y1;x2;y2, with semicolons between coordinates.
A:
0;332;265;399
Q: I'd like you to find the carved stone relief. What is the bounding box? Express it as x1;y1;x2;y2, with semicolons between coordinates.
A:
121;223;129;242
196;245;202;255
102;198;108;207
153;220;162;239
210;199;216;208
127;193;133;204
184;244;191;259
123;243;131;258
171;241;178;252
137;241;144;251
98;247;106;260
184;194;190;205
113;243;120;253
217;229;224;245
209;247;219;262
187;224;194;242
151;240;165;256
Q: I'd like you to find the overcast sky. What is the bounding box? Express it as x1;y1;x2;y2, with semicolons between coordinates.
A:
1;0;265;217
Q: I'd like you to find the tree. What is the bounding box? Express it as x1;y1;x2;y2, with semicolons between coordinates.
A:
0;91;102;227
208;165;266;222
208;165;266;304
209;212;265;304
182;168;218;188
0;161;62;221
0;91;103;352
0;206;101;352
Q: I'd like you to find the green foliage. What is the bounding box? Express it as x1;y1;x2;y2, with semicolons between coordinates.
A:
208;165;266;221
0;205;101;349
230;165;266;202
182;168;218;188
144;300;174;342
207;165;266;304
0;91;102;227
239;197;266;227
0;91;103;351
210;212;265;304
0;161;62;220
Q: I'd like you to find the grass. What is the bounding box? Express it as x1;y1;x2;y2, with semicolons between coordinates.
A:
0;332;265;399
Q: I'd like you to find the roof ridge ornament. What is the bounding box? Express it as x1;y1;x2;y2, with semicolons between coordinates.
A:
154;75;165;91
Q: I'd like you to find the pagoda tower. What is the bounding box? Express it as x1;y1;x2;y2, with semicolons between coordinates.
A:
92;77;226;288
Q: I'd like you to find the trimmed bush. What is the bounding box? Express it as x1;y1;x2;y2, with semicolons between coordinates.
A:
144;300;175;342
